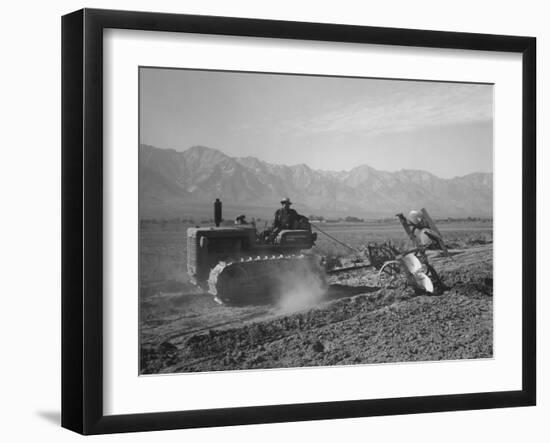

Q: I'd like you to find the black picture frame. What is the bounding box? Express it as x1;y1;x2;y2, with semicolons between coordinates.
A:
61;8;536;435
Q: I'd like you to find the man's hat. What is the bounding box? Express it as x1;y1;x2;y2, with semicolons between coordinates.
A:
280;197;292;205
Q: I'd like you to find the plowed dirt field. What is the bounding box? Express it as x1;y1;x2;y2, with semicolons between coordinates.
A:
140;244;492;374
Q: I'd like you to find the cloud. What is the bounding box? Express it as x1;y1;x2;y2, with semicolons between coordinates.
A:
279;82;493;138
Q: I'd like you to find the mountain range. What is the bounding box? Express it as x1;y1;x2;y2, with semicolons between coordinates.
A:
139;144;493;219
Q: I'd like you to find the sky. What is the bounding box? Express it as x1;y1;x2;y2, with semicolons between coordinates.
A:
139;67;493;178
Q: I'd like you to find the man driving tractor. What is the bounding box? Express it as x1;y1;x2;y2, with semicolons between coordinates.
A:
272;197;299;231
260;197;310;243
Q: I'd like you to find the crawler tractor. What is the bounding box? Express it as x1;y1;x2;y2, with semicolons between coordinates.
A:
187;199;323;304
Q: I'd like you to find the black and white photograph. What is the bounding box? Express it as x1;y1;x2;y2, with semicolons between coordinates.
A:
139;67;494;374
1;0;545;439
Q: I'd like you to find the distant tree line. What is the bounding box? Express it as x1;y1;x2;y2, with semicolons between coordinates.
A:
140;217;201;227
309;215;365;223
307;215;492;224
434;216;493;223
140;216;266;228
308;215;325;221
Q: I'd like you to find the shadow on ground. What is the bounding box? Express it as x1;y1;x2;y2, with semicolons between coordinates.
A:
325;283;379;301
36;410;60;426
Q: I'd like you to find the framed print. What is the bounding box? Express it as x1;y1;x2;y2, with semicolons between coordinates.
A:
61;8;536;435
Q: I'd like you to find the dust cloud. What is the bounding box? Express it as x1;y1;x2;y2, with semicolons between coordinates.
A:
276;260;327;314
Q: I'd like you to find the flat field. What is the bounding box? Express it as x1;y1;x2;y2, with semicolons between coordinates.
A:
139;219;493;374
139;219;492;283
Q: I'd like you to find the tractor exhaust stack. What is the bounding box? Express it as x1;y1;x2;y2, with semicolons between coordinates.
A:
214;198;222;227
